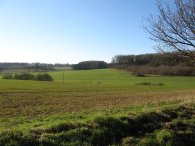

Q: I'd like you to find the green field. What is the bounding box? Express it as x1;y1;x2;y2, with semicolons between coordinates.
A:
0;69;195;145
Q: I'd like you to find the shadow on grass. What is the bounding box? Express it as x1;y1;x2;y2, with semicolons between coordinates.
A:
0;105;194;146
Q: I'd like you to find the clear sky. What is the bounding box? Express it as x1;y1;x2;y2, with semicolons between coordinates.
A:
0;0;158;64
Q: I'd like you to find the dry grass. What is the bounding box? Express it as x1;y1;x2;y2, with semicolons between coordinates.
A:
0;88;194;118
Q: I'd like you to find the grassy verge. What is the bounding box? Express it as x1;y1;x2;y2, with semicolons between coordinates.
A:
0;101;194;146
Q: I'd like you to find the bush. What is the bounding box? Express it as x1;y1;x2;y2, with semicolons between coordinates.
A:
36;73;53;81
3;73;53;81
14;73;35;80
2;74;13;79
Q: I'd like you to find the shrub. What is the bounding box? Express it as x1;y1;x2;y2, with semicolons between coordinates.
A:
2;74;13;79
3;73;53;81
36;73;53;81
14;73;35;80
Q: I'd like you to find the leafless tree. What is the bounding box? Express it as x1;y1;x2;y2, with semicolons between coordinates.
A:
144;0;195;64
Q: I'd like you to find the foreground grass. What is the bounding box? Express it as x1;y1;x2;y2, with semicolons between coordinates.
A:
0;101;194;146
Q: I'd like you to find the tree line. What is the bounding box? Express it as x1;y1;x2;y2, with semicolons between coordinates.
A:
0;63;71;72
111;53;195;76
73;61;108;70
112;53;192;67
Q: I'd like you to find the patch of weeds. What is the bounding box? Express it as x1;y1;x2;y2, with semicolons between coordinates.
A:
136;112;171;123
92;117;127;143
93;117;125;130
90;127;112;146
30;128;45;135
120;117;143;135
46;122;84;133
91;116;142;145
137;136;158;146
0;130;38;146
64;127;92;142
163;109;178;119
174;130;195;146
176;106;194;119
135;112;171;133
155;129;175;146
40;133;62;146
121;136;138;146
163;105;193;119
169;119;195;132
40;127;92;146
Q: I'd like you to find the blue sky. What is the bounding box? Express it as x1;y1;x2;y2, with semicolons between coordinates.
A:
0;0;158;64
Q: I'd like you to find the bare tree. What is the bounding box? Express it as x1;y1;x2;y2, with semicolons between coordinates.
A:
144;0;195;64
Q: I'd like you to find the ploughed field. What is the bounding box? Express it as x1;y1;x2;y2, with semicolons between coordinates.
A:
0;69;194;145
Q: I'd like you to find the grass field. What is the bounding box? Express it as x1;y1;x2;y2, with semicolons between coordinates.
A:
0;69;194;145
